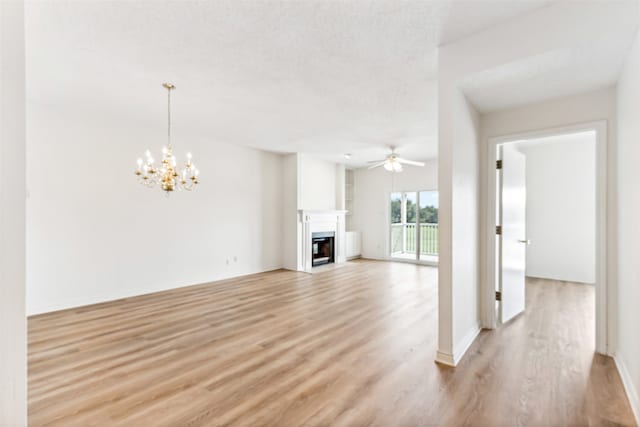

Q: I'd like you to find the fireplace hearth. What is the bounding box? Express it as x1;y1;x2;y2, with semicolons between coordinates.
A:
312;232;335;267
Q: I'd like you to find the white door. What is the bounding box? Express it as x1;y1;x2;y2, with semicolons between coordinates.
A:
499;144;527;323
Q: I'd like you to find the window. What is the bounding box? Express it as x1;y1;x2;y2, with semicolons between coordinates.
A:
390;191;438;262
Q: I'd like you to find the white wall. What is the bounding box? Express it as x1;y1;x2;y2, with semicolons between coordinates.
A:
298;154;338;210
282;154;299;270
615;13;640;421
437;55;482;365
335;163;345;211
351;160;437;260
521;134;596;284
481;88;616;141
449;90;481;364
27;104;284;315
0;0;27;423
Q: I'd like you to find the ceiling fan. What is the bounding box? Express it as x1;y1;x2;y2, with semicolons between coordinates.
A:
367;147;425;173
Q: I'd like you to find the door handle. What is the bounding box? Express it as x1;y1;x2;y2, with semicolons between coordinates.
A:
518;239;531;245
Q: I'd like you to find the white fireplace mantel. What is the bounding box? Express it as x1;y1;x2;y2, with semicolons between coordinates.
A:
297;210;347;272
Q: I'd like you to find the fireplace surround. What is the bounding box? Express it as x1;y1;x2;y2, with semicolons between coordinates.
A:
297;210;347;272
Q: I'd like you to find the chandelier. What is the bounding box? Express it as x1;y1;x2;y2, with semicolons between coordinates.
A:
135;83;199;193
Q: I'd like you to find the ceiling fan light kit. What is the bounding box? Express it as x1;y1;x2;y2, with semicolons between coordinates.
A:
383;156;403;172
367;147;425;173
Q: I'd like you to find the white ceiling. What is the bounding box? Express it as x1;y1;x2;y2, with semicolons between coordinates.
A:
25;0;633;167
460;19;638;112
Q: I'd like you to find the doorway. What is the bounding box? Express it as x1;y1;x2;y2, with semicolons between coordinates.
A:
390;190;438;264
485;121;609;354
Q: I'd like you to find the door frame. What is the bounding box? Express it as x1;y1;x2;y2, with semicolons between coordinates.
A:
484;120;608;354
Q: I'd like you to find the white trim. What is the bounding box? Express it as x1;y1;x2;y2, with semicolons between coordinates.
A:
388;257;438;267
435;324;481;367
484;121;608;354
357;256;438;268
614;354;640;425
435;350;456;367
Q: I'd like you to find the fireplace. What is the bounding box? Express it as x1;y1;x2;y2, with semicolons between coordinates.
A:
312;232;335;267
297;209;346;271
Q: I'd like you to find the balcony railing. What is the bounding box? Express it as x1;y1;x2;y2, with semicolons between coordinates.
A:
391;223;438;256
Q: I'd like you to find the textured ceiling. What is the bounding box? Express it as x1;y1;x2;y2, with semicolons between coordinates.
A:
25;0;559;166
460;16;638;113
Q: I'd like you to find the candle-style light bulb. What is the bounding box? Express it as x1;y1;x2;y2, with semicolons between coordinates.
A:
137;158;143;167
145;149;151;158
186;152;192;160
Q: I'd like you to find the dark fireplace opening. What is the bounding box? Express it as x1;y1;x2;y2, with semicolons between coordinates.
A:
312;232;335;267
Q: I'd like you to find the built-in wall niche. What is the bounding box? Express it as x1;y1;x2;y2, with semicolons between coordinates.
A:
345;169;354;230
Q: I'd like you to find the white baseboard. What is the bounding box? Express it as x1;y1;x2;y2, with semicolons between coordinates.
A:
614;354;640;425
435;324;481;367
435;350;456;367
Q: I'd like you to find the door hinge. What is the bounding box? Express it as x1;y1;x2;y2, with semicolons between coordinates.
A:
496;225;502;235
495;291;502;301
496;160;503;169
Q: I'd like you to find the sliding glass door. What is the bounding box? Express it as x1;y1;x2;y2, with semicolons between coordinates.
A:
390;190;438;262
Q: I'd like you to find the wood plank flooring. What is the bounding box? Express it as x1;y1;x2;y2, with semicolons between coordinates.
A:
28;260;636;426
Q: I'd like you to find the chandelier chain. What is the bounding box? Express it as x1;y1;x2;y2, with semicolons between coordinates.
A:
167;86;171;149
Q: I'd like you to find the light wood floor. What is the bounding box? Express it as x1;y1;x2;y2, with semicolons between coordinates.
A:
28;260;636;426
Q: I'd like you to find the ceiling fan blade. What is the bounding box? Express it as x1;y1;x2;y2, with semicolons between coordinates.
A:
367;161;386;170
366;159;387;164
396;158;425;167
